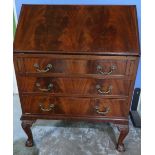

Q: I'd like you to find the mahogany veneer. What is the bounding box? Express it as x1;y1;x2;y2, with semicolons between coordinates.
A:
14;5;140;152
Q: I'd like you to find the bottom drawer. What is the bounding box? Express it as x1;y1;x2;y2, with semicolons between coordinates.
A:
21;95;129;117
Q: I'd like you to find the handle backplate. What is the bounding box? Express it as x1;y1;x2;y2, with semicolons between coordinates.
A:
96;84;112;94
97;65;116;75
95;106;110;115
39;103;55;112
36;83;53;92
34;63;53;73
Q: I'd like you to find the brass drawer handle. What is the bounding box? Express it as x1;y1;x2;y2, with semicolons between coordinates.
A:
96;85;112;94
95;106;110;115
34;63;53;73
36;83;53;92
97;65;116;75
39;103;55;112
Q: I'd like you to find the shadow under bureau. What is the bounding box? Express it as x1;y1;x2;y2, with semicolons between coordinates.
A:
14;5;140;152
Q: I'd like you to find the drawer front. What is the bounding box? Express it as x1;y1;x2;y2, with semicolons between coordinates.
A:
19;77;131;96
17;57;127;76
22;95;128;117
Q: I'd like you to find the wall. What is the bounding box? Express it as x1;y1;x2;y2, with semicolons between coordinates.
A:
14;0;141;88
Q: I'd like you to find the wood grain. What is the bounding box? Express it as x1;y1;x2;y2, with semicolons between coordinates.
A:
14;5;140;55
14;54;137;78
20;57;127;75
21;95;128;117
18;77;131;97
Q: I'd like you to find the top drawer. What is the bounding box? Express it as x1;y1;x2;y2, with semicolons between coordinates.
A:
14;55;136;77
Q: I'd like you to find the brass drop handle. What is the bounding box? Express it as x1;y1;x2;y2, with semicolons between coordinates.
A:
95;106;110;115
39;103;55;112
97;65;116;75
34;63;53;73
36;83;53;92
96;84;112;94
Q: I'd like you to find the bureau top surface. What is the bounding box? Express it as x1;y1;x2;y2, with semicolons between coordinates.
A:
14;5;140;56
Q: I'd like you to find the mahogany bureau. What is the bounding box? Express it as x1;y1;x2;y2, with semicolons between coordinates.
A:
14;5;140;152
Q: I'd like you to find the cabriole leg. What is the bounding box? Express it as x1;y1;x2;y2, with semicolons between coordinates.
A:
21;120;35;147
116;124;129;152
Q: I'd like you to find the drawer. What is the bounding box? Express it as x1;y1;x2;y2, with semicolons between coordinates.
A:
22;95;129;117
15;57;128;76
19;77;131;96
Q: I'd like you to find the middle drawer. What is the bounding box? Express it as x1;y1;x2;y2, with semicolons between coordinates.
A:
19;77;131;97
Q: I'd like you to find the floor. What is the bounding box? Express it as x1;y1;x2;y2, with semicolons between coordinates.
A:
13;95;141;155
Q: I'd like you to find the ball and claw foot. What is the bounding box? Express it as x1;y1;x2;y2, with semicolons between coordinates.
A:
117;144;125;152
25;139;34;147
